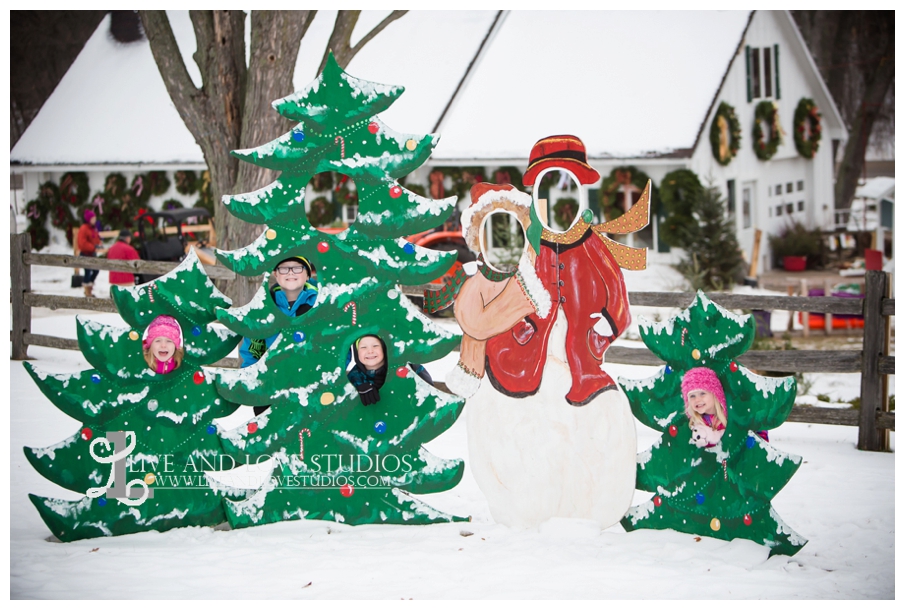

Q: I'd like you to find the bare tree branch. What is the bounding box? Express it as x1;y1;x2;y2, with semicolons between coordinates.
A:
139;11;206;138
350;10;407;56
318;10;407;73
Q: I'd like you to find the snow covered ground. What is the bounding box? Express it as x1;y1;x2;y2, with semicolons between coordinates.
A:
8;259;895;599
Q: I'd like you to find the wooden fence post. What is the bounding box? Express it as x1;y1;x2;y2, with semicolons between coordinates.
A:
857;270;887;451
11;232;32;360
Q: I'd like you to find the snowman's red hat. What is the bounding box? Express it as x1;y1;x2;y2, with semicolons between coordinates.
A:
523;135;600;187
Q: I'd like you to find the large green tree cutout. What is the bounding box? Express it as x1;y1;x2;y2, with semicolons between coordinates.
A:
618;292;806;556
212;53;467;528
25;251;248;542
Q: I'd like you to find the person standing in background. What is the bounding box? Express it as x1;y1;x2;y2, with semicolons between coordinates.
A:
77;209;105;297
107;228;140;287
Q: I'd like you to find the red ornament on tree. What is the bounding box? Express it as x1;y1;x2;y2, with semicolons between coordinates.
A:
389;185;402;199
396;366;409;378
730;362;738;372
81;427;93;441
248;422;258;434
653;496;662;507
317;241;329;253
193;371;205;384
368;122;379;134
340;484;354;497
668;425;678;437
743;514;753;526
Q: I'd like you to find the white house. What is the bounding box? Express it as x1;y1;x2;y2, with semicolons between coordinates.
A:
11;10;847;272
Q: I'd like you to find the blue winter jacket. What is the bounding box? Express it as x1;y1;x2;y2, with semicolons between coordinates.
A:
239;282;318;367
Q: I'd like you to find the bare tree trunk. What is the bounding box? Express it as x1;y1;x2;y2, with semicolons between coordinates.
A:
834;50;895;210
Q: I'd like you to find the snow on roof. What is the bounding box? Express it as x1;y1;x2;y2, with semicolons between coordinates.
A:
854;176;895;200
435;10;752;160
11;12;205;166
12;10;751;167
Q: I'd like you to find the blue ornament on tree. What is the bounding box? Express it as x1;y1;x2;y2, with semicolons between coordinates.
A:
374;421;387;434
292;131;305;142
97;497;107;507
206;425;216;435
90;374;101;384
403;243;415;255
746;436;756;449
695;492;705;505
293;331;306;343
664;365;672;374
192;326;202;336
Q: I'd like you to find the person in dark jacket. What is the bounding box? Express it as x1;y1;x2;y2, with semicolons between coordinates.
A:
346;334;433;406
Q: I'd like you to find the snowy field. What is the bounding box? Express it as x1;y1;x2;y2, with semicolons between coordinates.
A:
8;259;895;599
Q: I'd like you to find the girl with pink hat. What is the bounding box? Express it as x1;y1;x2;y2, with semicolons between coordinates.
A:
682;367;728;448
142;315;184;374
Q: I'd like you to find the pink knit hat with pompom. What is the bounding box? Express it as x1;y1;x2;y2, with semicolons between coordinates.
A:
681;367;727;419
143;315;183;350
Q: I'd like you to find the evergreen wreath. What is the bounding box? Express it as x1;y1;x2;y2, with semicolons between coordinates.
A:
709;102;742;166
27;222;50;251
49;202;75;230
599;166;655;221
793;98;822;159
306;196;334;227
491;166;524;190
103;172;127;197
59;172;90;207
310;172;335;192
130;174;152;205
552;197;579;229
753;101;782;161
162;199;184;210
175;170;199;195
147;171;171;196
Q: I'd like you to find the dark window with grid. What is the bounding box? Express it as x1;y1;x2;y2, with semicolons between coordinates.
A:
786;182;793;193
776;205;783;216
751;48;761;98
786;203;794;215
798;200;805;212
727;180;736;218
797;180;804;191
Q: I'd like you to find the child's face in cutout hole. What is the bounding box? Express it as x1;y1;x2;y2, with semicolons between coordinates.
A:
150;336;177;363
274;262;309;295
687;389;718;417
357;336;385;371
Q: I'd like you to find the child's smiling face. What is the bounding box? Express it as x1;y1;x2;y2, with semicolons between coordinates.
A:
357;336;385;371
150;336;177;363
274;262;309;297
687;389;718;416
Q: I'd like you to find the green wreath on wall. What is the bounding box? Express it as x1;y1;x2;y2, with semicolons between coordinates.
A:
793;97;822;159
599;166;655;221
658;168;703;248
306;196;334;227
552;197;579;229
175;170;199;196
59;172;90;207
753;100;783;161
709;102;742;166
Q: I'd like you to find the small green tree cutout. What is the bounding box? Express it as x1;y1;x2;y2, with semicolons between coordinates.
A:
619;292;806;556
212;53;467;528
25;251;248;541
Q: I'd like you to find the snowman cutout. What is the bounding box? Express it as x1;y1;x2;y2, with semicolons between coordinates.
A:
457;135;649;529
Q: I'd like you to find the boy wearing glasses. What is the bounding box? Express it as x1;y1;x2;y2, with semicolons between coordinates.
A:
239;256;319;413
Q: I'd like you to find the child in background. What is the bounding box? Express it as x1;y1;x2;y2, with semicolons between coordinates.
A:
143;315;184;374
239;255;319;415
682;367;728;448
77;209;106;297
346;334;433;406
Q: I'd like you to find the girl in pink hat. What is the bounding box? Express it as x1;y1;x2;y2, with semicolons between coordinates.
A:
682;367;728;448
142;315;184;374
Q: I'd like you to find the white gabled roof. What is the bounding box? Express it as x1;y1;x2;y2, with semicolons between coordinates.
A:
12;10;755;167
435;10;752;161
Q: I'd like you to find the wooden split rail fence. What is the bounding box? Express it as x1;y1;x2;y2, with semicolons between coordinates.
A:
10;233;895;451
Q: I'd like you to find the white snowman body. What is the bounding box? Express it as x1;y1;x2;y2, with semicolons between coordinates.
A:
466;313;637;529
